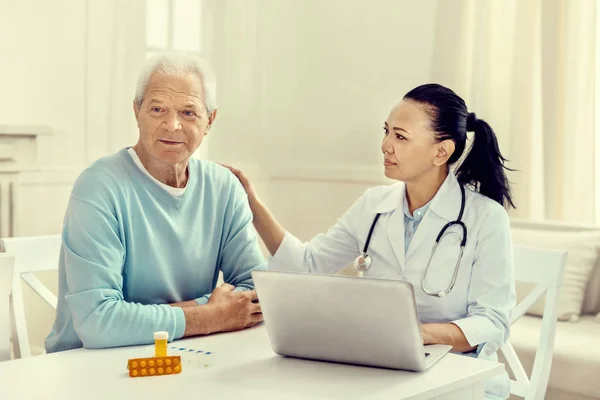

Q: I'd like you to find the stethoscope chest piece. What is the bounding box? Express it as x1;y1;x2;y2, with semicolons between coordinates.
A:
354;253;372;272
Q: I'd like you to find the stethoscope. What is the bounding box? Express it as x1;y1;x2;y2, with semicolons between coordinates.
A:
353;184;467;298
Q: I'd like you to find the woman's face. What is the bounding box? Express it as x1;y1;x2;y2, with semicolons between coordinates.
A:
382;100;450;182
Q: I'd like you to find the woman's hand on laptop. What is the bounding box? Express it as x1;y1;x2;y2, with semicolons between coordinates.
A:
182;284;263;336
420;323;477;353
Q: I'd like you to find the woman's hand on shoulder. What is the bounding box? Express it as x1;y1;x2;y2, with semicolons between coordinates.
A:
219;163;259;204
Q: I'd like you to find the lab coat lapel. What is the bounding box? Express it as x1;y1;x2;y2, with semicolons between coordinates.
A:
405;173;462;262
386;204;406;269
373;183;405;269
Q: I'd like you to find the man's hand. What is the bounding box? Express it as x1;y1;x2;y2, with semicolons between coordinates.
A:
208;284;263;332
181;284;263;337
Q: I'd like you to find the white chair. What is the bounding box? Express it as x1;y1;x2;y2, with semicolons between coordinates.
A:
0;254;15;361
500;245;567;400
0;235;61;358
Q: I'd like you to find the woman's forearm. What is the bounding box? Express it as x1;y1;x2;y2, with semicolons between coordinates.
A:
249;198;286;256
421;323;476;353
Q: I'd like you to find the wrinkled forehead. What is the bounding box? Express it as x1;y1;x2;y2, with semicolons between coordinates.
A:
143;72;204;107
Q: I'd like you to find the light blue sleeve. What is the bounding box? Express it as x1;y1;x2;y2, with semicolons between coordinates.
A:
63;197;186;349
194;286;247;305
194;178;266;305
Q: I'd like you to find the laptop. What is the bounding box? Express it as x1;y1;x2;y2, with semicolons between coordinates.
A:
251;270;452;372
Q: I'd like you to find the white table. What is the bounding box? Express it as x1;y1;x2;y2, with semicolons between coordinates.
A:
0;325;504;400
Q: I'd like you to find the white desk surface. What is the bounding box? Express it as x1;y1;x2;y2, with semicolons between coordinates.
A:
0;325;504;400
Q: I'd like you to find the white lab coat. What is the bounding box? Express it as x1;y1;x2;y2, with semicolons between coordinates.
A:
268;172;516;400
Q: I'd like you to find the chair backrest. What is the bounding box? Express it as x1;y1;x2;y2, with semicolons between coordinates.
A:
0;254;15;361
500;244;567;400
0;235;61;358
510;217;600;315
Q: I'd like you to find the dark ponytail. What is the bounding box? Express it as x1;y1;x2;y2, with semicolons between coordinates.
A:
459;113;515;208
404;84;515;209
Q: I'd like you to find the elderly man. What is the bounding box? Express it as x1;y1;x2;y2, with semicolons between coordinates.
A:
45;54;265;352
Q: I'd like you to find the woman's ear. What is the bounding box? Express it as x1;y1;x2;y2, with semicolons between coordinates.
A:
433;140;455;167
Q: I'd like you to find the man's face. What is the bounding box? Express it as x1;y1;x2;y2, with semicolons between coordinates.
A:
134;72;215;166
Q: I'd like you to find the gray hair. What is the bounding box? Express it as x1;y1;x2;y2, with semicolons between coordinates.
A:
134;53;217;115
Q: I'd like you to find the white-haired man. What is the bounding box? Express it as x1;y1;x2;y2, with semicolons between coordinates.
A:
45;54;265;352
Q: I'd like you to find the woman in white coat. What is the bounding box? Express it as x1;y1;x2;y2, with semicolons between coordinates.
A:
224;83;516;400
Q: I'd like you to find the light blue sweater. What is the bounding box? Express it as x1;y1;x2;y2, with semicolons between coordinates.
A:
45;148;266;352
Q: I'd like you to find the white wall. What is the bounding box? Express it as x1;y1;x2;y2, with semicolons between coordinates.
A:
0;0;87;167
207;0;439;241
0;0;144;213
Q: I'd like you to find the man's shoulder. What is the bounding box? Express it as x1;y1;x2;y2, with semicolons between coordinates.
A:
193;159;243;192
194;158;233;178
71;149;132;201
190;159;249;213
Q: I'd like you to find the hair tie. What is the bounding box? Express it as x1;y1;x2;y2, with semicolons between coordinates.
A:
466;112;478;132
